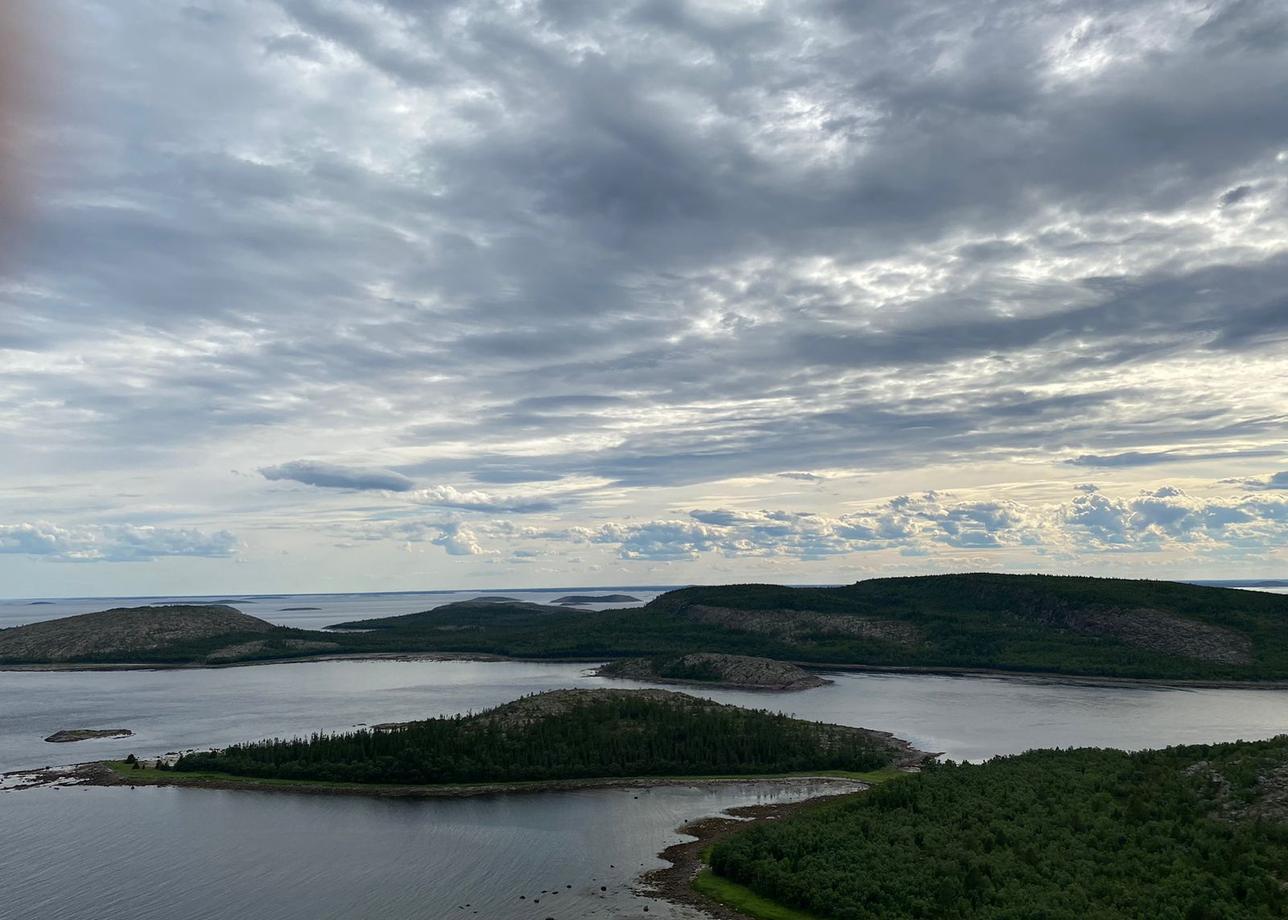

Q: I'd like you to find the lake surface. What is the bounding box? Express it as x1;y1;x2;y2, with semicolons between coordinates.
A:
1;780;836;920
3;583;1287;919
6;659;1288;773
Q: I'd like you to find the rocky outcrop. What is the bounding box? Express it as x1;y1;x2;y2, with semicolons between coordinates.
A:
685;605;921;649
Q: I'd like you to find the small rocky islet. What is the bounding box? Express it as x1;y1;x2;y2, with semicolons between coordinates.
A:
45;728;134;743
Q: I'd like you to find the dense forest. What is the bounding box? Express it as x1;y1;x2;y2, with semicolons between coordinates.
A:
709;736;1288;919
174;689;900;784
332;575;1288;681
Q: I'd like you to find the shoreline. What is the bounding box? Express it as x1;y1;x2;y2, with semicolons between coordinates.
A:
5;651;1288;689
6;761;905;801
642;788;870;919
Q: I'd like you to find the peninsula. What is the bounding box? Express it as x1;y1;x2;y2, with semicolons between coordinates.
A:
703;734;1288;919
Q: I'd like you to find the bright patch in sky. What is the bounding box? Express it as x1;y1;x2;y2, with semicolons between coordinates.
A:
1;0;1286;595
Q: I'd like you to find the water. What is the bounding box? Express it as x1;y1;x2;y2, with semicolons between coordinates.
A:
4;584;1288;919
4;660;1288;773
0;780;834;920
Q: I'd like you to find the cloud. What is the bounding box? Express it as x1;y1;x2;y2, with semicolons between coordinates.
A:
431;522;489;557
1242;470;1288;490
1066;449;1281;468
777;471;826;482
0;522;238;563
408;485;558;514
259;461;416;492
5;1;1288;590
543;485;1288;562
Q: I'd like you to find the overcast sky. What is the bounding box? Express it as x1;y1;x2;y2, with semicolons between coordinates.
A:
2;0;1287;597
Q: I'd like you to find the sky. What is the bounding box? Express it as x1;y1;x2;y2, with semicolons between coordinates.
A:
1;0;1287;597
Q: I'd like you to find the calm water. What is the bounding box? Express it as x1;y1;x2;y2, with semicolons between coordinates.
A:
5;659;1288;773
3;584;1287;919
0;780;837;920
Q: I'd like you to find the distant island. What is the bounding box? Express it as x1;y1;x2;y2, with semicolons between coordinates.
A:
5;574;1288;683
0;604;345;666
45;728;133;743
702;734;1288;919
597;653;829;691
86;689;919;795
554;594;642;605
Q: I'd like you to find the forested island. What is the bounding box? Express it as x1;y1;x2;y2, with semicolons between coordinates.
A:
704;735;1288;919
102;690;916;792
5;574;1288;683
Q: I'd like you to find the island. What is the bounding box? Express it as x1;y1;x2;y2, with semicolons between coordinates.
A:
597;653;830;691
77;689;923;796
554;594;642;605
698;734;1288;919
45;728;133;743
0;603;345;666
6;574;1288;683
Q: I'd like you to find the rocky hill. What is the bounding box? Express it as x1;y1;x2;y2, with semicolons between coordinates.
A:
0;605;341;665
598;653;829;690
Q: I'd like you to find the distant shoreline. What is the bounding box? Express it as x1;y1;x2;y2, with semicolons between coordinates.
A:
6;651;1288;690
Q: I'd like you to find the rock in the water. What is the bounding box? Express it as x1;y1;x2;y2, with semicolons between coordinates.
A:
45;728;134;743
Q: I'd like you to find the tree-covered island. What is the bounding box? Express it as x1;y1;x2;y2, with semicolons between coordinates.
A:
112;689;921;791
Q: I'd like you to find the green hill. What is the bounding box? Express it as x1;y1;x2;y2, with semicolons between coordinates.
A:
338;574;1288;681
173;688;917;785
8;575;1288;680
708;735;1288;919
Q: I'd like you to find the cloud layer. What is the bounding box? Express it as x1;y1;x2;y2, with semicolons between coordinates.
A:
1;1;1287;592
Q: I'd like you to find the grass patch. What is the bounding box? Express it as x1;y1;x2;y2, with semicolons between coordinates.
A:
693;869;823;920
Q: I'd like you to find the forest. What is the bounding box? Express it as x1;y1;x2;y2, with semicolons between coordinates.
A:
174;690;898;784
708;736;1288;919
330;574;1288;681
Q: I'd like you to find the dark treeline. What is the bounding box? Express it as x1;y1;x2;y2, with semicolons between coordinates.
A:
709;736;1288;919
176;693;895;784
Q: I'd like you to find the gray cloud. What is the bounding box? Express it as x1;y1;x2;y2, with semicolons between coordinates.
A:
778;471;826;482
4;1;1288;589
260;461;416;492
1242;471;1288;490
1066;449;1282;468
